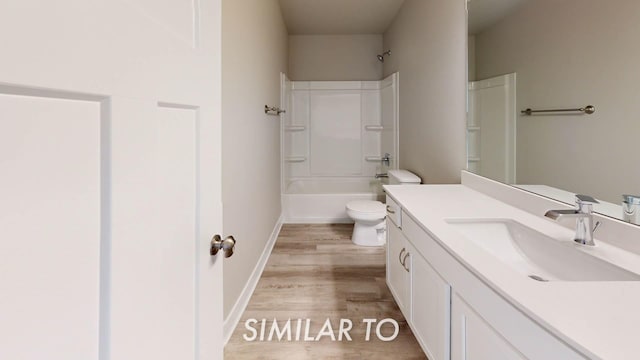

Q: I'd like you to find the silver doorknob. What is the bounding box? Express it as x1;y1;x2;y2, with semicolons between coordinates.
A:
210;235;236;258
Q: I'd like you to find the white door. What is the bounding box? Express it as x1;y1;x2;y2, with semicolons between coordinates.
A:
0;1;223;359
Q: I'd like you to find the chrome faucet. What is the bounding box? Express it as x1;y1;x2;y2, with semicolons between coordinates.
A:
545;194;600;246
381;153;391;167
375;173;388;179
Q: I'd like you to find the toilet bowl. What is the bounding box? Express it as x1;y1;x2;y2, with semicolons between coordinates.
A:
346;200;387;246
346;169;421;246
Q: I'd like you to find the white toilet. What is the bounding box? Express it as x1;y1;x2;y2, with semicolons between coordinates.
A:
346;170;421;246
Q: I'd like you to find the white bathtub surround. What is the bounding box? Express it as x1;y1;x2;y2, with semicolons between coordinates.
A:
282;177;384;223
281;74;399;223
383;172;640;359
283;75;399;178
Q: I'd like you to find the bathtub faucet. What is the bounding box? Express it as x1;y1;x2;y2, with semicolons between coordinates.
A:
382;153;391;167
375;173;388;179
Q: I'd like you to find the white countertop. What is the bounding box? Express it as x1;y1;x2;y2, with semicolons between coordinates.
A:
384;184;640;360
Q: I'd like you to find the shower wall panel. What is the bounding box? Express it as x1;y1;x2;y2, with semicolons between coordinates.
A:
309;91;362;175
380;74;398;169
283;74;398;183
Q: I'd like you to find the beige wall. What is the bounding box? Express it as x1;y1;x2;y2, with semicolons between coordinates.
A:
475;0;640;203
288;35;383;80
222;0;287;318
383;0;468;183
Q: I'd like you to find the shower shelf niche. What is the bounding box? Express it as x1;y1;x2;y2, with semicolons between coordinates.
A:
365;125;384;131
285;156;307;163
285;125;306;132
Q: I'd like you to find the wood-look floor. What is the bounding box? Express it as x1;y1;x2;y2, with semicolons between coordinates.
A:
224;224;427;359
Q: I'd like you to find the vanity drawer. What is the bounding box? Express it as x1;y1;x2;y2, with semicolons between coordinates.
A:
385;195;402;227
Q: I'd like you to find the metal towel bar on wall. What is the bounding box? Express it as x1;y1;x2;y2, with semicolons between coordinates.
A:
521;105;595;115
265;105;286;115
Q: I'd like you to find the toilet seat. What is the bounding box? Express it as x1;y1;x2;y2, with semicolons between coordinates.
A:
346;200;386;222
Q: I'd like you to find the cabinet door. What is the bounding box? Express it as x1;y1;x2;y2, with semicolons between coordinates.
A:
386;220;410;314
409;244;451;360
452;293;525;360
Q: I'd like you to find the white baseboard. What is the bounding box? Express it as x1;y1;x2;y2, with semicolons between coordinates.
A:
223;214;283;345
284;216;354;224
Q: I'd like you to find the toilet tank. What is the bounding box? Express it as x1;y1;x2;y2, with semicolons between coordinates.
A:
388;170;421;185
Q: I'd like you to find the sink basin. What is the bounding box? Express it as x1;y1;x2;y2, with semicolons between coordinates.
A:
446;219;640;282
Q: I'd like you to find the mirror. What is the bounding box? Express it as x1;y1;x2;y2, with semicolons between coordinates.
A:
467;0;640;225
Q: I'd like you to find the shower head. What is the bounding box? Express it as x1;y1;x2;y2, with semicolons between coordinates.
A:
377;50;391;62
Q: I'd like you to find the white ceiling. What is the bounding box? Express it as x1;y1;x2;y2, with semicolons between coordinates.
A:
468;0;528;35
279;0;406;35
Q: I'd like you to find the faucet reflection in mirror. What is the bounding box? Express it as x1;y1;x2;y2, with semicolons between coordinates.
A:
623;195;640;225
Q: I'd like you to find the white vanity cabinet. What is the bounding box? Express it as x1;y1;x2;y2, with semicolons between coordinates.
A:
451;293;525;360
385;193;586;360
386;195;451;360
386;220;410;315
449;287;584;360
408;241;451;360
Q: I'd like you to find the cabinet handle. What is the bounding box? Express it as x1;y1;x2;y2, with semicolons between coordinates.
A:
399;248;406;265
386;205;396;214
402;252;410;272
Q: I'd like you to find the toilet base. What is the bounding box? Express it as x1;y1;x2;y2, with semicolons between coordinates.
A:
351;221;386;247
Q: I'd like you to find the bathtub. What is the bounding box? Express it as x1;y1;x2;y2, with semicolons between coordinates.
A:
282;178;385;223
